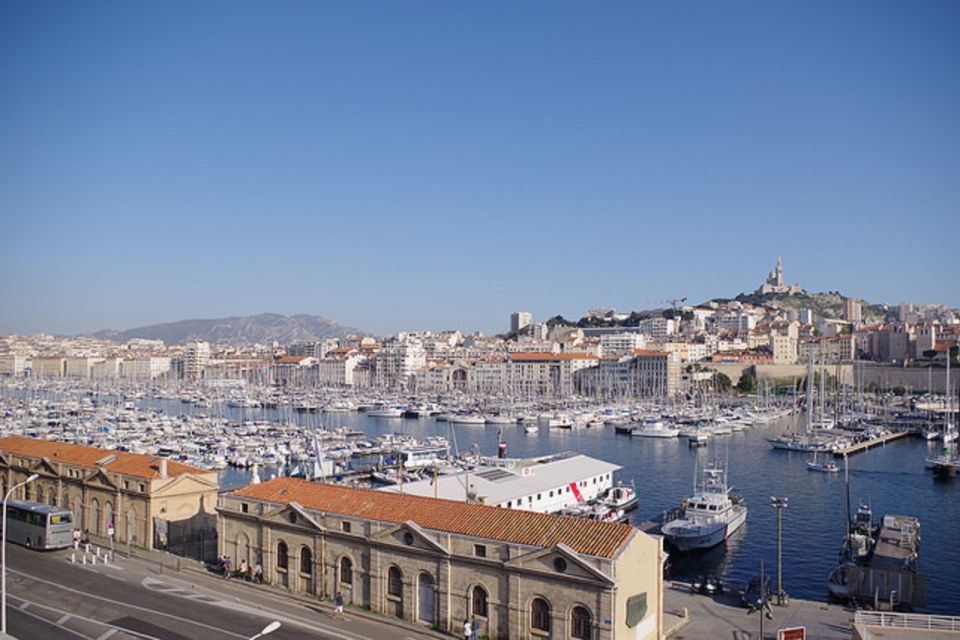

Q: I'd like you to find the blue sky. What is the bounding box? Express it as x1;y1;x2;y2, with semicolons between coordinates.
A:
1;1;958;337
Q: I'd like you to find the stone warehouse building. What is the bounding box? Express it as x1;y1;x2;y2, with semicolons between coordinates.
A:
0;436;218;550
219;478;664;640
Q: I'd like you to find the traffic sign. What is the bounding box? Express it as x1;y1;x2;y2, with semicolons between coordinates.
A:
778;627;805;640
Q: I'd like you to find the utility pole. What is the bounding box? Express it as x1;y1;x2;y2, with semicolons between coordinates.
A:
771;496;789;605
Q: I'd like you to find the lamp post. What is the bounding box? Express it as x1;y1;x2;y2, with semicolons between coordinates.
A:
3;472;39;635
770;496;789;606
248;620;281;640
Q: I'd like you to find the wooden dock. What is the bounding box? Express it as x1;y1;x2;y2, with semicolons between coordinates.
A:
832;430;910;457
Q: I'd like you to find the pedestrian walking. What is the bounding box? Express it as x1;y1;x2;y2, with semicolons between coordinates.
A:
471;615;479;640
253;561;263;583
334;591;345;619
238;558;248;580
222;555;232;578
463;619;472;640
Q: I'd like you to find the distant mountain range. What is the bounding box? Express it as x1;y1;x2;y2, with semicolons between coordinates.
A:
90;313;365;346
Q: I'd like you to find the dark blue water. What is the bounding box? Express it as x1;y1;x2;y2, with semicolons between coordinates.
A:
206;406;960;614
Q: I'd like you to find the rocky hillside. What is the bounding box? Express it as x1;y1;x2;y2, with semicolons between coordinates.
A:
733;291;895;323
90;313;365;345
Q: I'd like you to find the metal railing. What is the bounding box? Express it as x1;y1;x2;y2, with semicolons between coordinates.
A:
855;610;960;631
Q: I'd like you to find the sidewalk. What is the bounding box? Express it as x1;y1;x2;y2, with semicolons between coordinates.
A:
72;539;454;639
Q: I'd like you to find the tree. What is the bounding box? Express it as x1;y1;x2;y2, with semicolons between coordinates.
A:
715;373;732;393
737;371;758;394
545;315;574;328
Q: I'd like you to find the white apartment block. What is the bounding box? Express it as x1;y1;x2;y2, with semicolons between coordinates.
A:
510;311;533;334
122;357;173;380
769;335;798;364
316;354;363;386
714;312;757;333
0;354;29;377
91;358;123;379
637;317;676;339
505;353;598;397
184;341;211;379
374;340;427;388
600;332;646;356
65;357;104;378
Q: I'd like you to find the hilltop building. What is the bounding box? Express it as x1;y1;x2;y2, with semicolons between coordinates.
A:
218;477;664;640
756;256;804;296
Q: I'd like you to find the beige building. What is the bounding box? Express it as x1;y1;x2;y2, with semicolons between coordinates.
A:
219;478;664;640
0;436;218;550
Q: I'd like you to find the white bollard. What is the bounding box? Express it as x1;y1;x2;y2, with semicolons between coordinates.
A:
82;554;87;565
70;552;76;563
91;554;97;565
85;543;91;554
95;546;101;558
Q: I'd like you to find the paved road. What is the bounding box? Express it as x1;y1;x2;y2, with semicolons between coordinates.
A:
4;544;444;640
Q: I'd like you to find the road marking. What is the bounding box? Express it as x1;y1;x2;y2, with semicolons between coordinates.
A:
19;601;29;610
57;613;72;624
10;569;245;639
96;629;118;640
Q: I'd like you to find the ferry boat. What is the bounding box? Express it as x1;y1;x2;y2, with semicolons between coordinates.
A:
630;418;679;438
661;460;747;551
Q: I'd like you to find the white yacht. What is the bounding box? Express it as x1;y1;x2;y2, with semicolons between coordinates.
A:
630;418;679;438
661;461;747;551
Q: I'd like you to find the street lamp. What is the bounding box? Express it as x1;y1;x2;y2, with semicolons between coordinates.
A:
248;620;281;640
770;496;789;606
3;472;39;635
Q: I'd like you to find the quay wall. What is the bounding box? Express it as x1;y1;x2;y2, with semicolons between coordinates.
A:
707;363;953;393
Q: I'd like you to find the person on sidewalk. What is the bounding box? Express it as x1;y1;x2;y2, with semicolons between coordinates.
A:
463;619;472;640
471;615;479;640
253;561;263;584
238;558;248;580
222;555;232;578
334;591;345;620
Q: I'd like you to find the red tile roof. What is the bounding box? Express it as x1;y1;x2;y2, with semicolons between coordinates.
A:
232;477;634;559
0;435;211;479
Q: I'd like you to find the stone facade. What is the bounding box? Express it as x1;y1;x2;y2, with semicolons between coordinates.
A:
218;480;663;640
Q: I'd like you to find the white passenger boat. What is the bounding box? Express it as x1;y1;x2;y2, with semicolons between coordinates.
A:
630;419;679;438
661;461;747;551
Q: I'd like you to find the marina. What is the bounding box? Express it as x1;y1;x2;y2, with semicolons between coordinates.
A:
1;379;959;616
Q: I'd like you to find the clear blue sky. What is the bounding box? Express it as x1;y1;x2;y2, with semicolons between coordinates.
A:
2;1;958;337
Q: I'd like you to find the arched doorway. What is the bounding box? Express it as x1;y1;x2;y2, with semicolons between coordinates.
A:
90;498;101;535
299;546;313;594
417;572;435;624
276;541;289;588
237;533;250;567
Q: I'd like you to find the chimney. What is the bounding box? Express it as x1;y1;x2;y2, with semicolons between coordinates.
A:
159;458;168;479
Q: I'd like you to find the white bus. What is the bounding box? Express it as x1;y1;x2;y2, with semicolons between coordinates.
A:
4;500;74;550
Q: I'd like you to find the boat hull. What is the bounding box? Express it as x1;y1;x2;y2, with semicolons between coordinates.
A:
663;505;747;551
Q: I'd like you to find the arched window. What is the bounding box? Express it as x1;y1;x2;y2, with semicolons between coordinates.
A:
472;585;488;618
104;502;114;534
571;605;592;639
388;566;402;597
237;533;250;566
531;597;550;633
277;541;288;570
339;557;353;585
300;547;312;574
35;486;44;503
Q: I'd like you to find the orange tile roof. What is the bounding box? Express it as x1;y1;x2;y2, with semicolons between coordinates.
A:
0;436;211;480
509;352;599;361
232;477;634;559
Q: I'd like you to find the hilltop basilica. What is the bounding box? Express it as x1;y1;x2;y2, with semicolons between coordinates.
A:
756;256;804;296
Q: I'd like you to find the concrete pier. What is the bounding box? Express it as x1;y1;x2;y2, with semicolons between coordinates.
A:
663;579;855;639
832;431;910;457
